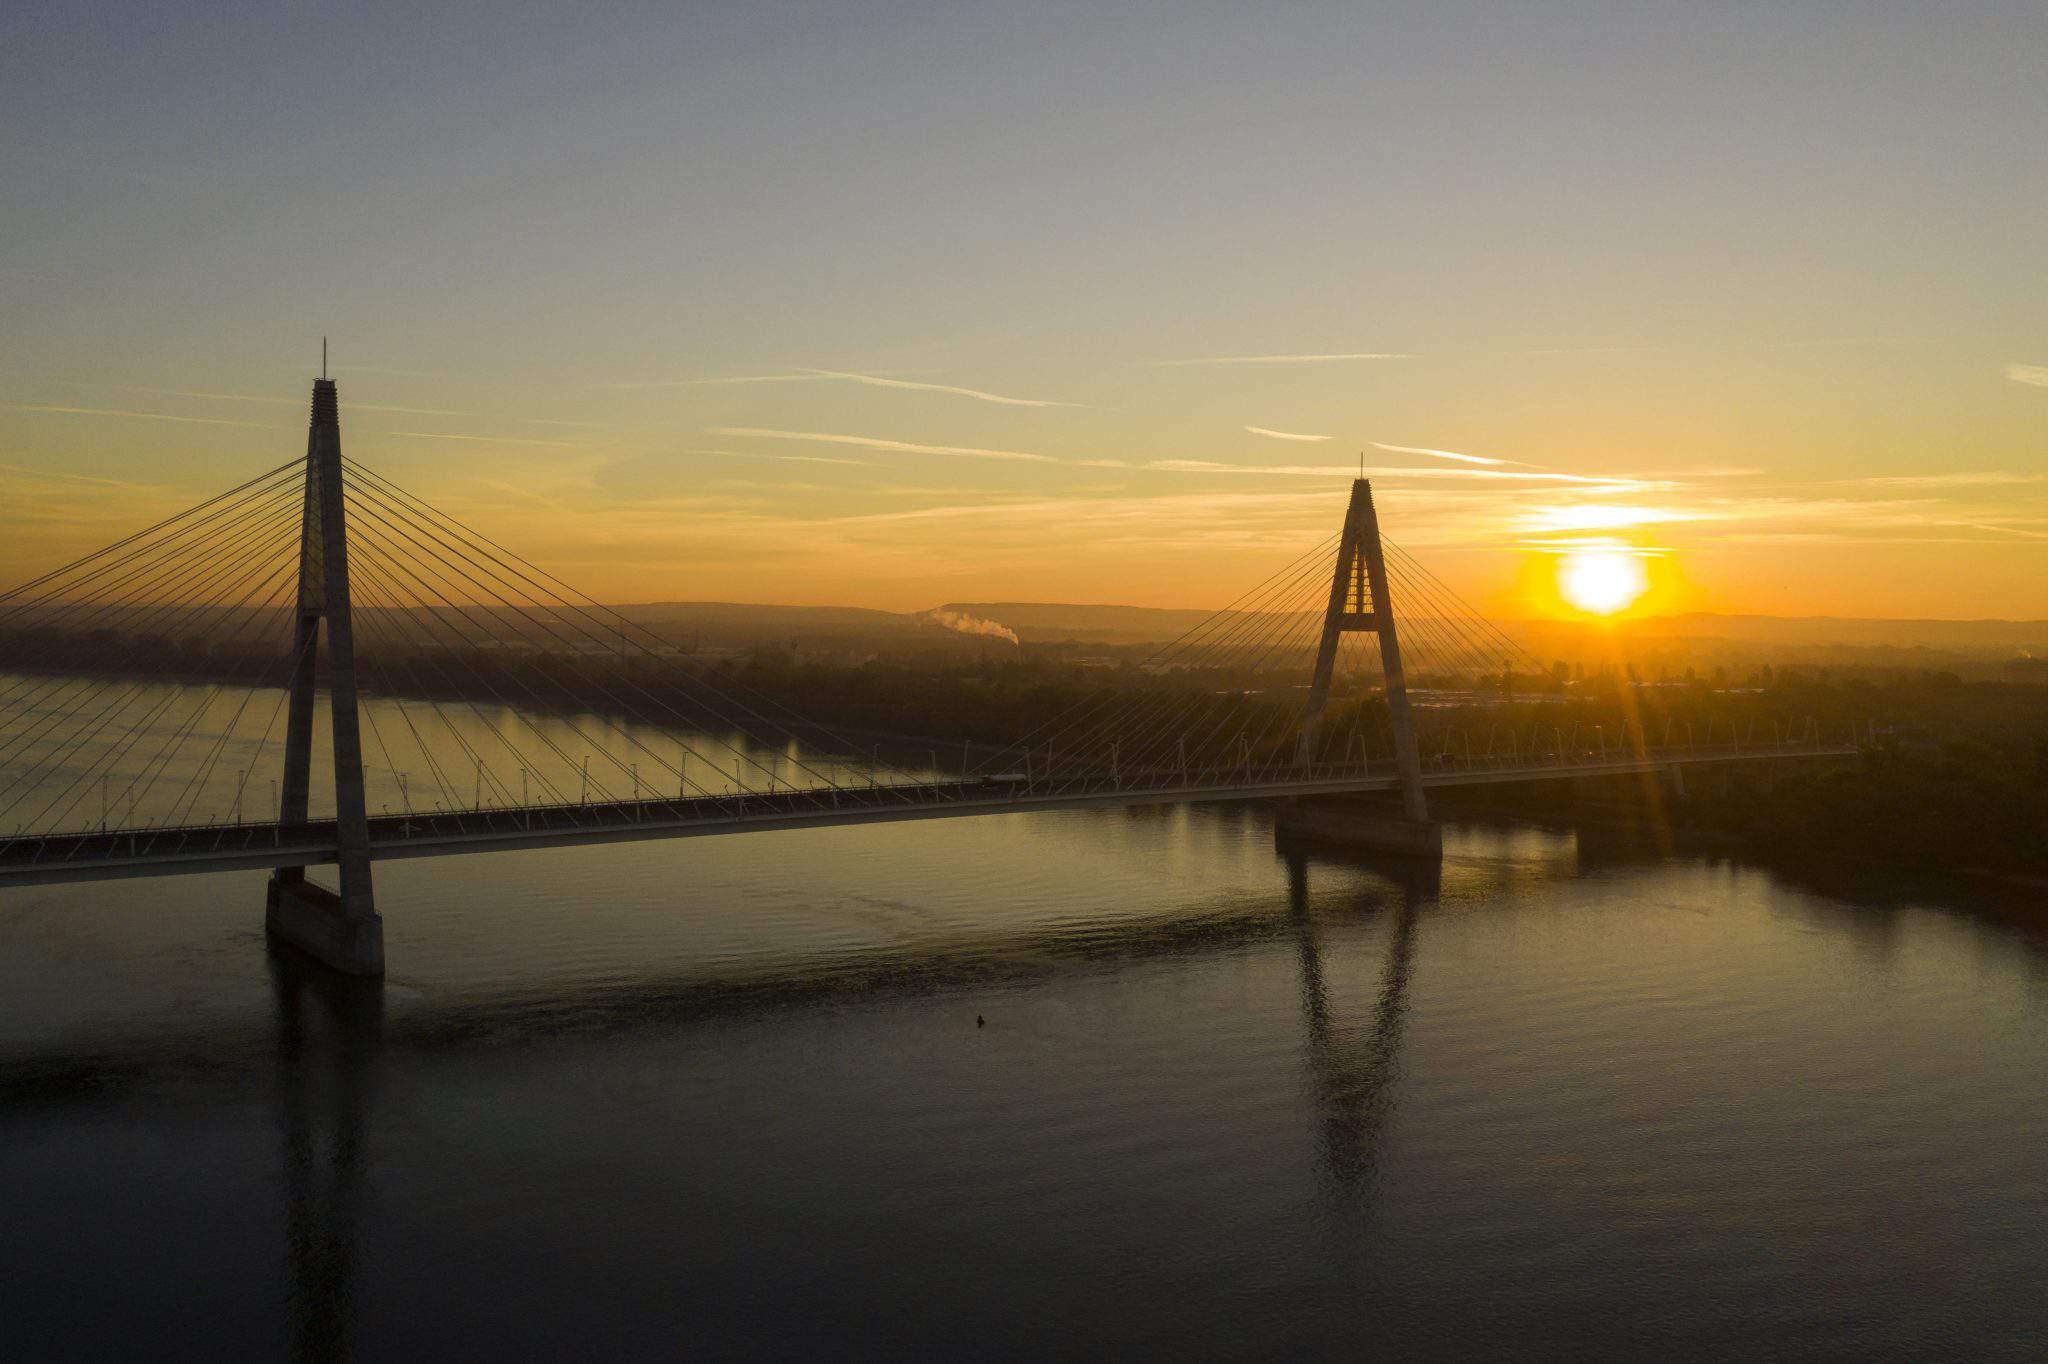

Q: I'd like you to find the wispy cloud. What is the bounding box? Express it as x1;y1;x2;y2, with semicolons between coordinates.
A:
1960;521;2048;540
1245;426;1331;442
1520;504;1706;534
311;363;439;378
802;369;1070;408
353;402;480;418
1150;460;1648;486
1767;336;1911;350
102;385;299;407
598;372;832;389
381;430;585;449
83;382;557;424
0;462;168;493
1860;472;2048;488
2004;362;2048;389
688;447;878;468
1;402;275;429
1370;440;1527;468
707;427;1058;464
1151;352;1414;367
477;480;568;512
594;367;1069;407
1515;345;1670;356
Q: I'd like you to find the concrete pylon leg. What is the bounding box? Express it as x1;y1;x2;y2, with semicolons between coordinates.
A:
266;377;384;976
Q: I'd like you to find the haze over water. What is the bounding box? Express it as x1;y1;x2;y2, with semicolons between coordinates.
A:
3;693;2045;1358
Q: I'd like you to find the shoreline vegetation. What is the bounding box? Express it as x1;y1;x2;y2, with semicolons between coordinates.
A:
4;627;2043;882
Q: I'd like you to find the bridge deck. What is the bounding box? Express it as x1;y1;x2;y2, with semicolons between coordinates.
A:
0;745;1852;888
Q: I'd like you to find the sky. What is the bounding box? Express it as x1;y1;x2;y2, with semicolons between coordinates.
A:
3;1;2045;619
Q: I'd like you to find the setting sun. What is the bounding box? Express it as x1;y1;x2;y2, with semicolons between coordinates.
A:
1557;548;1649;616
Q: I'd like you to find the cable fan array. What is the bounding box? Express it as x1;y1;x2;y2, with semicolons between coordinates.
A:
959;532;1539;791
0;449;1552;843
330;457;933;822
0;459;311;838
0;457;948;841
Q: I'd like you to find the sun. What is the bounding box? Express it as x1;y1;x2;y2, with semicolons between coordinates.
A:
1557;548;1648;616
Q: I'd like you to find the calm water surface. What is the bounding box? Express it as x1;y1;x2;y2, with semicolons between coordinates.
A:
3;748;2047;1357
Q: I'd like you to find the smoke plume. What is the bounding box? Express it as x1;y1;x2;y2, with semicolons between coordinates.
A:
923;608;1020;645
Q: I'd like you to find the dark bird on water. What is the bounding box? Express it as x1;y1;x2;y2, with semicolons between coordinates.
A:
977;1015;985;1027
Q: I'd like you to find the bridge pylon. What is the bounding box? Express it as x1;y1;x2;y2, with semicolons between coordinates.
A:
265;377;383;976
1280;478;1440;857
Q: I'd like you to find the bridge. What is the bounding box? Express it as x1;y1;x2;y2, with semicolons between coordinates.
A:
0;378;1854;973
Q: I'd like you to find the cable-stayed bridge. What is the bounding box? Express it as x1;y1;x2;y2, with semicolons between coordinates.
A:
0;379;1853;972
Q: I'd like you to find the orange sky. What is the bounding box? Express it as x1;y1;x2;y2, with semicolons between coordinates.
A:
4;5;2045;619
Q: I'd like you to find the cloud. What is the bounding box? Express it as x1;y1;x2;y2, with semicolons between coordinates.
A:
2004;363;2048;389
320;363;439;378
801;369;1071;408
1860;472;2048;488
476;480;567;512
1765;336;1912;350
689;447;877;467
381;430;586;448
707;426;1059;463
1369;440;1528;468
1520;504;1707;533
1959;521;2048;540
1151;352;1415;366
1;403;275;429
598;373;833;389
99;385;473;415
352;402;480;418
103;386;299;407
1515;345;1670;356
1149;460;1650;486
595;367;1070;407
0;462;168;493
1244;426;1331;442
83;382;595;427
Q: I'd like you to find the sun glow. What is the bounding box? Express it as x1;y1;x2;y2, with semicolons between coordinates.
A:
1557;547;1649;615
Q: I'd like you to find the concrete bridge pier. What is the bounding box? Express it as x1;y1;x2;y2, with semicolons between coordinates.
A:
1275;796;1444;860
267;877;385;977
1665;762;1689;803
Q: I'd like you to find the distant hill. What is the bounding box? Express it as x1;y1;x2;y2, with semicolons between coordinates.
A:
1561;613;2048;651
618;601;925;637
934;602;1221;644
597;599;2047;666
949;604;2048;656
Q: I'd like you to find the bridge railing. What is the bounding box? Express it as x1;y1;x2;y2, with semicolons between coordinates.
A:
0;725;1863;866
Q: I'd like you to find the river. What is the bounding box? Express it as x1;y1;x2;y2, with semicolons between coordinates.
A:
2;686;2046;1358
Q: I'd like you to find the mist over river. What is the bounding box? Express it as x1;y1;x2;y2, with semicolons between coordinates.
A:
3;726;2046;1357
